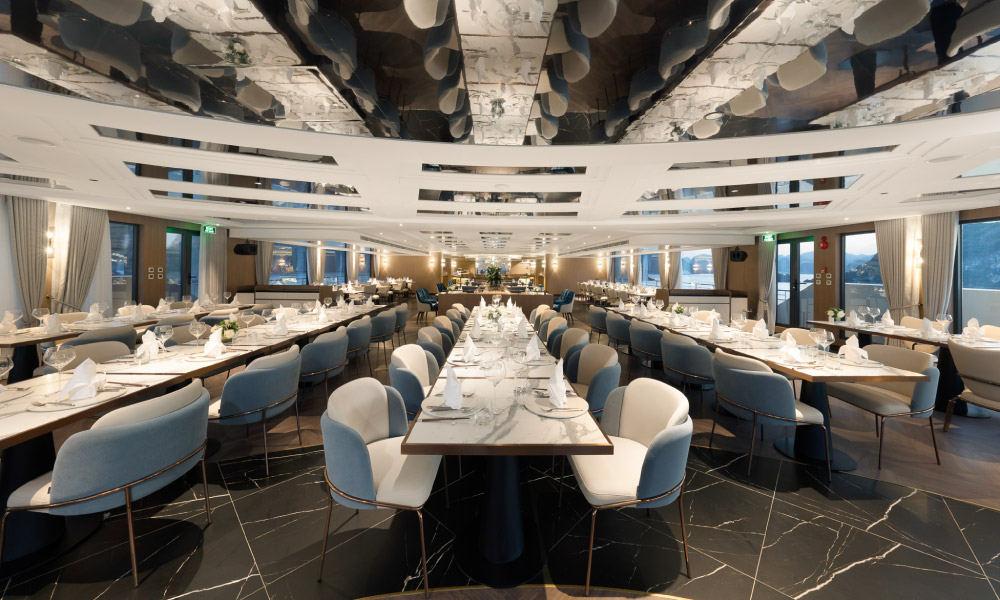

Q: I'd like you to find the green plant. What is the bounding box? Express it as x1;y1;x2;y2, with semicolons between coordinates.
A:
671;303;685;314
485;265;503;288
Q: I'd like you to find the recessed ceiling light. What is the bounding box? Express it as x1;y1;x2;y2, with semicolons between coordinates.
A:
704;111;725;121
592;226;597;229
926;155;965;164
844;217;850;221
16;136;56;147
125;206;132;210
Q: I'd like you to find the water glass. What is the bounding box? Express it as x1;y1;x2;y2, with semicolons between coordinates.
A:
154;325;173;352
32;308;49;325
224;291;232;303
43;347;76;384
0;356;13;382
189;321;209;344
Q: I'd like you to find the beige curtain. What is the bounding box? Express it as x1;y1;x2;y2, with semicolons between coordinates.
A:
711;247;729;289
657;248;668;289
53;205;107;313
875;217;921;322
757;236;776;327
921;212;958;318
199;226;228;302
347;249;358;281
308;244;325;285
254;241;274;285
6;197;48;321
667;250;681;289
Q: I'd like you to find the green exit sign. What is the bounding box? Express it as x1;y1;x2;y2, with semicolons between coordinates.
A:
203;225;217;234
762;233;775;242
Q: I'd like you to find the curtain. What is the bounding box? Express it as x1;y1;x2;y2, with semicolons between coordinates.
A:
875;217;921;323
628;254;637;285
198;226;228;302
712;247;729;289
921;212;958;318
308;243;325;285
347;249;358;281
373;252;380;278
757;236;776;328
658;248;668;289
0;198;19;312
7;197;47;321
254;241;274;285
52;205;107;313
667;251;681;289
82;219;111;310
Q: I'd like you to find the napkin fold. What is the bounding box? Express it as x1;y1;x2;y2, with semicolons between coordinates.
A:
157;298;169;312
472;318;481;339
752;319;769;340
838;334;869;363
639;303;649;318
317;305;328;323
442;366;462;409
365;296;374;308
507;297;513;308
480;296;486;310
525;335;541;361
230;294;239;306
517;318;528;338
880;310;894;327
968;317;980;329
273;312;289;335
337;297;346;308
847;310;860;327
546;359;567;407
0;311;15;334
462;336;477;362
710;318;724;340
188;299;201;314
618;299;625;309
44;314;62;334
85;303;102;322
203;328;224;358
62;358;98;401
708;309;720;323
137;330;159;361
779;336;802;363
921;317;935;334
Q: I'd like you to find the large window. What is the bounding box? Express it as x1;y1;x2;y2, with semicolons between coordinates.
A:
612;255;627;284
357;247;372;282
639;254;660;287
165;228;199;300
270;243;309;285
680;250;713;289
957;218;1000;326
110;222;138;310
324;242;348;284
842;232;888;317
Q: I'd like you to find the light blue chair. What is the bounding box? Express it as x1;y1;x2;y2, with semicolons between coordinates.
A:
567;378;692;593
318;378;442;594
628;320;661;379
589;306;607;343
1;380;211;587
660;331;715;400
606;313;632;368
419;325;452;356
346;316;373;376
209;346;302;475
566;343;621;415
62;324;138;352
369;312;396;367
543;317;567;354
33;341;131;377
389;344;440;418
711;349;830;480
415;337;446;367
299;328;348;399
394;304;409;345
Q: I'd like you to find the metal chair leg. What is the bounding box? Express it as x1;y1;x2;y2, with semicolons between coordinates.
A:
317;495;333;582
294;399;303;446
367;352;373;377
709;398;720;449
943;397;956;432
875;414;879;437
201;457;212;524
678;481;691;578
820;424;832;483
585;508;598;596
323;376;328;402
125;487;139;587
928;416;941;465
747;413;758;476
417;510;430;598
877;416;886;469
262;419;270;476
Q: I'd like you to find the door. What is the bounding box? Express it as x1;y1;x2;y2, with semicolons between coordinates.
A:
776;238;814;327
165;228;200;300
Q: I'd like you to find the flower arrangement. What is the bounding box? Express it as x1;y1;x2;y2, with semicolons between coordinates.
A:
213;320;240;341
486;308;501;322
671;302;685;314
826;307;845;321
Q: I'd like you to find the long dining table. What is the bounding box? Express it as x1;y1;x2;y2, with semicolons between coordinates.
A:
402;308;612;587
607;306;929;473
0;302;389;569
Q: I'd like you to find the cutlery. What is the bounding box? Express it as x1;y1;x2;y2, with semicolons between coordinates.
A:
105;381;148;388
32;400;75;407
427;406;474;413
419;416;472;422
432;392;475;398
542;407;583;412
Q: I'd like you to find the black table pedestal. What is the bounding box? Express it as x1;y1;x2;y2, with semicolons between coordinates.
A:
456;456;544;588
774;381;857;472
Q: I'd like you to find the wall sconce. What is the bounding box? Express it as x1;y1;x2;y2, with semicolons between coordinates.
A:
44;230;54;256
441;258;446;267
450;260;456;268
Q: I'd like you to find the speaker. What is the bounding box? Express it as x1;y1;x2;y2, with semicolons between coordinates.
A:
729;247;748;262
234;242;258;256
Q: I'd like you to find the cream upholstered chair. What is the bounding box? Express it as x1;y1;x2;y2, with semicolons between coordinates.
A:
418;325;451;357
318;378;442;596
899;316;941;355
779;328;814;346
982;324;1000;339
117;305;155;317
389;344;440;417
944;341;1000;432
33;341;131;376
565;344;620;414
853;0;930;46
555;327;590;360
543;316;567;345
568;378;692;594
711;349;830;480
56;311;91;324
690;310;713;323
947;0;1000;57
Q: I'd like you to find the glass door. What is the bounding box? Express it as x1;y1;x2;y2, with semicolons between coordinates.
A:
776;237;815;327
165;228;200;301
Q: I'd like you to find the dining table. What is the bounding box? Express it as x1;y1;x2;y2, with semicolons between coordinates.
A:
808;319;1000;418
0;302;389;571
401;307;612;587
608;306;929;473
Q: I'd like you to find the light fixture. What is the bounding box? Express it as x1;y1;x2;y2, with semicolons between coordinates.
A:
16;136;56;147
844;217;850;221
704;110;725;121
125;206;132;210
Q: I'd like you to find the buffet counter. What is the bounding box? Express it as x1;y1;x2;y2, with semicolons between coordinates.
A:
660;289;748;321
236;285;343;306
438;292;554;315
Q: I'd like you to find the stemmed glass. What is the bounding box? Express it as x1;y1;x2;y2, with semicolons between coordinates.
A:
10;310;23;328
869;306;881;326
239;311;256;331
154;325;173;353
224;291;232;304
43;347;76;385
97;302;110;320
304;301;315;313
121;299;135;316
188;321;209;345
323;297;333;309
261;309;274;325
656;299;665;311
182;295;192;304
935;313;953;335
481;357;505;421
290;302;302;319
32;308;49;327
820;330;834;359
859;306;871;326
0;356;13;385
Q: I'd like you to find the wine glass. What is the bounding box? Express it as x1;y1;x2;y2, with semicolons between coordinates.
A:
224;291;232;304
181;295;191;304
188;321;209;345
154;325;173;352
290;302;302;318
936;313;952;334
10;310;23;327
166;296;177;305
808;330;826;360
304;301;315;313
0;356;13;384
869;306;881;326
656;299;665;311
97;302;110;319
43;347;76;385
481;358;505;420
32;308;49;326
239;311;256;330
262;308;274;323
323;297;333;308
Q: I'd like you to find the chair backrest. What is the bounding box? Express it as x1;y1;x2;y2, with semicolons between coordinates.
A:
394;304;409;328
603;378;689;447
712;349;798;420
577;344;618;386
435;316;459;339
589;306;607;328
660;336;713;380
56;341;131;370
418;326;443;346
391;344;435;387
371;312;395;337
662;330;696;346
208;308;239;317
436;282;446;292
950;341;1000;403
558;328;590;358
62;325;138;352
983;324;1000;339
301;329;348;378
863;344;934;398
691;310;713;322
631;319;656;331
546;317;567;342
154;314;196;327
219;347;301;423
446;308;463;321
57;312;90;324
780;328;814;346
347;318;373;350
49;380;209;514
247;345;300;370
415;339;446;366
606;313;631;341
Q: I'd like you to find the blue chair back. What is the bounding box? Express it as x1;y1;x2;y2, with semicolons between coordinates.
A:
301;328;349;384
370;312;395;342
712;351;796;424
589;306;607;330
416;339;446;366
436;282;446;293
218;349;302;425
660;336;714;387
606;315;631;345
394;305;409;331
346;318;372;359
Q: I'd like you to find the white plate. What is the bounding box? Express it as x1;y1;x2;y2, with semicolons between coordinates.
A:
848;359;884;368
27;389;127;412
0;389;31;403
183;352;241;362
420;395;483;416
523;394;589;419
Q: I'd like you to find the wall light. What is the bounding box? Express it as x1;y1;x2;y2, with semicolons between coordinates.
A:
44;229;54;256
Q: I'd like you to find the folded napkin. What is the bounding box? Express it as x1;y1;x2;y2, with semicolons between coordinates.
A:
847;310;860;327
462;336;477;362
187;299;201;314
85;303;102;322
0;311;15;334
921;317;935;334
61;358;98;402
347;301;356;315
203;328;224;358
44;314;62;334
526;335;541;361
546;359;567;407
480;296;486;309
710;318;724;340
337;297;346;308
838;334;868;363
137;330;159;361
968;317;980;329
880;310;894;327
618;299;625;309
230;294;239;306
507;297;513;308
639;303;649;318
317;305;328;323
442;366;463;409
518;318;528;337
157;298;169;312
365;297;374;308
964;323;984;340
708;309;720;323
472;318;482;339
273;312;289;335
779;336;802;363
752;319;769;340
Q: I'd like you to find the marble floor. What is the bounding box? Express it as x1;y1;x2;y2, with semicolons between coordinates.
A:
2;444;998;600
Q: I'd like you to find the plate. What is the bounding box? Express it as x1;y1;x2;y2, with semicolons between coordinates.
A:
419;396;483;416
183;353;238;362
523;394;589;419
0;389;31;403
848;359;884;368
26;388;127;412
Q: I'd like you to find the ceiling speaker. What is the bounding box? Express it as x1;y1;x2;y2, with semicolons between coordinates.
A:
234;242;258;256
730;247;748;262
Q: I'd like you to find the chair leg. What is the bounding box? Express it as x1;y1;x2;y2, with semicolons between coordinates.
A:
820;425;832;483
317;495;333;582
943;398;956;432
928;416;941;465
0;511;9;567
367;352;373;377
323;376;328;402
585;508;598;596
294;399;303;446
417;509;430;598
708;398;720;449
875;414;879;437
877;416;886;469
200;457;212;524
678;481;691;578
262;419;270;476
747;413;759;476
125;487;139;588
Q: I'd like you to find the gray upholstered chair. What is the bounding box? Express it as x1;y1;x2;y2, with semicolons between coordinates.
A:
558;291;576;324
946;341;1000;431
589;306;607;344
567;378;692;594
299;328;348;399
142;314;196;347
554;327;590;360
33;341;131;376
0;380;211;587
434;316;459;344
415;291;436;322
318;378;442;595
209;346;302;475
418;325;452;356
389;344;440;418
199;308;238;327
628;320;661;379
711;349;830;480
535;309;557;333
566;344;621;415
542;316;567;352
660;331;715;399
606;313;632;368
62;324;138;352
445;309;464;332
394;304;410;345
827;344;940;469
369;311;397;367
346;316;373;376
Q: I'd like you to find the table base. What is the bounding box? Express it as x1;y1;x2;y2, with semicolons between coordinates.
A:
778;381;857;472
774;437;858;472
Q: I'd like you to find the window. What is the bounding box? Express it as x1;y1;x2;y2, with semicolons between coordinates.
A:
110;222;138;310
612;255;627;284
165;228;199;300
842;232;888;317
957;218;1000;326
324;242;348;284
776;238;814;327
270;244;310;285
639;254;660;287
357;248;372;282
680;250;714;289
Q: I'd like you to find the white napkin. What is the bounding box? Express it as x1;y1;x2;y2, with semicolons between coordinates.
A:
442;366;463;409
708;309;720;323
472;318;482;339
317;305;328;323
525;335;541;361
348;301;356;315
710;318;724;340
85;303;102;322
157;298;169;312
968;317;980;329
203;328;224;358
462;336;477;362
964;326;984;340
752;319;769;340
0;311;15;334
337;297;346;308
880;310;894;327
847;310;860;327
61;358;98;401
838;334;869;363
779;336;802;363
230;294;239;306
480;296;486;310
639;303;648;318
277;306;297;320
44;314;62;334
273;312;288;335
546;358;567;407
137;330;159;361
921;317;934;334
518;318;528;338
187;299;201;314
618;299;625;309
507;297;513;308
365;297;374;308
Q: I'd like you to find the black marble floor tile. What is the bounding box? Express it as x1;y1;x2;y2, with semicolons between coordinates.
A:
944;497;1000;585
687;445;784;494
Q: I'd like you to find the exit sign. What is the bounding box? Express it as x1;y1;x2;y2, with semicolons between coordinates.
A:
203;225;217;234
762;233;775;242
